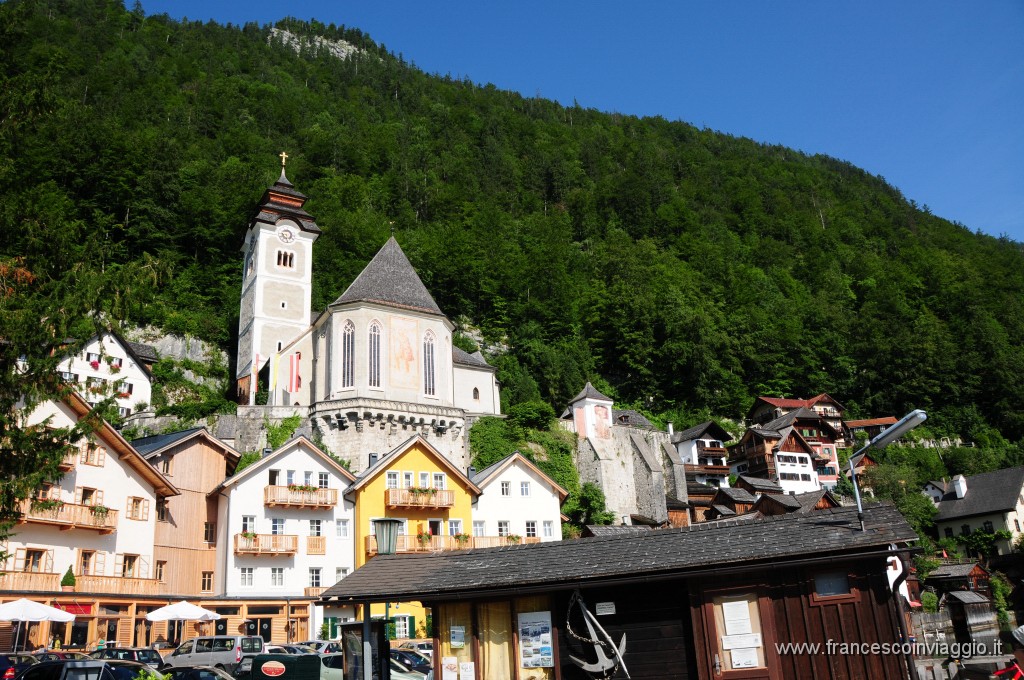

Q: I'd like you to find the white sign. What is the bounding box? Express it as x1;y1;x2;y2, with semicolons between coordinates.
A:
721;633;762;650
458;661;475;679
595;602;616;616
731;647;759;668
517;611;554;668
450;625;465;649
722;600;753;635
440;656;459;680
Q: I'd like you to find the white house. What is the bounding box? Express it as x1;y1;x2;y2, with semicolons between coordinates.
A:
213;436;357;631
931;468;1024;555
57;332;155;418
470;452;568;542
3;392;178;593
670;421;733;488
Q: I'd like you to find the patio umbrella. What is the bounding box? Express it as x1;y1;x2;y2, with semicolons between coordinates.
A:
0;598;75;652
146;601;221;622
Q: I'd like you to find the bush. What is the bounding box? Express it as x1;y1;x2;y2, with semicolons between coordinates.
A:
508;400;556;430
61;566;76;587
921;591;938;613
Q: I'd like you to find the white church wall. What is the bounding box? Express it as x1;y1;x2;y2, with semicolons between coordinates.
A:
452;365;499;415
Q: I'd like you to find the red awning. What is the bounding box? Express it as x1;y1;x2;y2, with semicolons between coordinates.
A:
54;603;92;615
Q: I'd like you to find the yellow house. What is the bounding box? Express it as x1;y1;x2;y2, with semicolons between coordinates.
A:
345;435;481;637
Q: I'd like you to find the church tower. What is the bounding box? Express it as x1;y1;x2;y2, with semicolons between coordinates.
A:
236;156;320;404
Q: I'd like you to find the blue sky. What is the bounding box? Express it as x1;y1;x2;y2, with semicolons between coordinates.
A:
142;1;1024;241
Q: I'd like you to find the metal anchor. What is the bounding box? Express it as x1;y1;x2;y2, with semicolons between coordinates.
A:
567;594;629;678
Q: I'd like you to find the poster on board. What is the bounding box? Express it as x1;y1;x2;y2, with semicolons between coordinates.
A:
517;611;554;668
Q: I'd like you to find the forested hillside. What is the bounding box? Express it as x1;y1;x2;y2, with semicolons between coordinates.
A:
2;0;1023;442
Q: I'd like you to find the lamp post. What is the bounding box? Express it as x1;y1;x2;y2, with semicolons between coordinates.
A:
848;409;927;530
364;519;403;680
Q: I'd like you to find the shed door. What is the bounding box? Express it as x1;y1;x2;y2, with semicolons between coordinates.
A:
697;590;777;680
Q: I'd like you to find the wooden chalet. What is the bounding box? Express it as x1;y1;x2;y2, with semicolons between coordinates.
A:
322;503;919;680
706;487;758;520
682;482;718;524
734;475;784;498
752;490;840;517
926;562;990;599
666;495;691;528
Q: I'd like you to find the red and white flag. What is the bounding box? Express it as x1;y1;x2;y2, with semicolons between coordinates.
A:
288;352;302;393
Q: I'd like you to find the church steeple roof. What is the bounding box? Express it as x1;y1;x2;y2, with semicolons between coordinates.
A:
332;237;444;316
252;169;321;234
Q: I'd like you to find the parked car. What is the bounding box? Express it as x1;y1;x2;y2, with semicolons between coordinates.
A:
161;665;235;680
89;648;164;670
29;655;89;664
389;659;426;680
1;654;37;680
266;645;315;655
296;642;342;655
16;659;153;680
396;641;433;659
389;650;430;675
317;653;345;680
164;636;264;673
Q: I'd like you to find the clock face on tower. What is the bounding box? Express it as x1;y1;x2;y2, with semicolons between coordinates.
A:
277;226;295;243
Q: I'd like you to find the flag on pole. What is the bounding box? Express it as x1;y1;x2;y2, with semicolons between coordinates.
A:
253;353;261;394
288;352;302;393
270;353;280;391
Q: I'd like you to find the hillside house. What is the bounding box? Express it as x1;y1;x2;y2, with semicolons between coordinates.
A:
747;393;849;447
728;420;821;494
57;332;155;418
470;451;567;543
669;421;732;488
930;468;1024;555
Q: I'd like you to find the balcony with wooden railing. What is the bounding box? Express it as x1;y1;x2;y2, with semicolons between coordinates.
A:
304;587;327;597
0;571;60;591
365;534;540;556
19;500;118;534
384;488;455;509
76;574;160;595
684;463;730;477
234;533;298;555
57;452;77;472
306;536;326;555
264;485;337;508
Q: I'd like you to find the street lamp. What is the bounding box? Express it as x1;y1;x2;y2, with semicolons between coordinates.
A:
848;409;927;530
371;518;403;556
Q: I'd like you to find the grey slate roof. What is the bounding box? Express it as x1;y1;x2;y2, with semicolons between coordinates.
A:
754;490;832;514
583;525;651;537
568;382;612;405
332;237;443;315
126;341;158;363
717;487;757;504
711;504;736;517
452;347;493;369
671;421;732;444
613;409;657;430
321;503;916;603
929;563;984;579
665;496;689;510
737;475;784;494
131;427;204;457
934;467;1024;522
946;591;989;604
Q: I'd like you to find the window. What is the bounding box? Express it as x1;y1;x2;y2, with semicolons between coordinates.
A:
201;572;213;592
944;527;954;538
336;567;349;581
304;471;313;486
77;486;100;506
1017;520;1021;532
204;522;216;543
341;320;355;388
983;521;995;533
386;472;399;489
336;519;349;538
86;352;101;364
155;561;166;582
109;357;123;369
242;515;256;532
309;568;322;588
127;497;149;521
368;322;381;388
120;554;139;578
800;474;811;481
432;473;446;489
79;551;95;576
61;371;79;382
271;568;284;586
23;549;48;573
271;519;285;535
423;332;436;396
521;481;531;497
394;617;409;639
276;250;294;268
501;481;511;496
160;459;171;475
309;520;322;537
419;472;430;487
473;387;480;400
156;499;168;522
961;524;971;536
525;521;537;538
240;567;253;587
269;469;280;485
81;442;104;467
403;472;414;488
498;521;510;537
448;520;462;536
543;521;554;538
473;521;485;537
287;470;295;486
318;473;328;489
814;571;851;597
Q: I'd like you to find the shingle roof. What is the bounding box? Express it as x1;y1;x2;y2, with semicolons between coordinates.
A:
686;482;718;498
929;563;984;579
583;525;651;537
126;341;158;363
613;409;656;430
332;237;443;315
253;170;321;234
717;487;757;504
946;591;989;604
132;427;204;456
934;467;1024;521
737;475;784;493
321;503;916;603
568;382;612;404
665;496;689;511
671;421;732;444
846;417;898;428
711;504;736;517
452;347;492;369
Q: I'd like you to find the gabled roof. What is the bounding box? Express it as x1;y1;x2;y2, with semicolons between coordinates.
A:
715;487;757;505
125;340;158;365
613;409;656;430
332;237;442;316
671;421;732;444
945;591;989;604
665;495;689;510
582;525;651;538
214;436;355;492
807;393;846;411
470;451;568;501
929;563;986;579
736;475;784;494
759;407;838;438
252;169;321;234
934;467;1024;522
568;382;612;405
686;482;718;498
63;391;178;497
711;504;736;517
753;490;838;515
846;417;898;429
321;503;916;604
751;394;846;416
346;435;481;497
452;347;494;370
132;427;241;469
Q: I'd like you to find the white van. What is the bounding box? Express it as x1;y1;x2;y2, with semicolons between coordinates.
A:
165;636;264;672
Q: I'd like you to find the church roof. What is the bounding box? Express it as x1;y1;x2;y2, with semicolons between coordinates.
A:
568;382;612;405
452;347;493;370
253;169;321;234
332;237;444;316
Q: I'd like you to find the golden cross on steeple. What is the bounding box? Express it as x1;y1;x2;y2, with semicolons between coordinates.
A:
279;151;289;168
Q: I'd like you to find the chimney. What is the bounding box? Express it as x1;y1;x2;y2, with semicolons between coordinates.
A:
262;447;272;458
952;474;968;499
667;422;674;436
468;466;477;477
368;453;379;466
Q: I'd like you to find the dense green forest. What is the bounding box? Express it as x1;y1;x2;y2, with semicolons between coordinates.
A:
3;0;1024;445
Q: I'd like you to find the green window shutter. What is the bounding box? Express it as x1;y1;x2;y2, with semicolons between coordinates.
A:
407;616;415;638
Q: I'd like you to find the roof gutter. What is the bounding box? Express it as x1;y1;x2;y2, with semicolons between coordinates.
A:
322;542;919;606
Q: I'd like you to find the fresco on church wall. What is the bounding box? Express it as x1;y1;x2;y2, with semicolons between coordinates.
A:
594;405;611;439
390;317;418;389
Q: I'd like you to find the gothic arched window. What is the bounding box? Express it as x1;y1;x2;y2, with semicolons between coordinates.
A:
368;322;381;388
341;320;355;388
423;332;436;396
